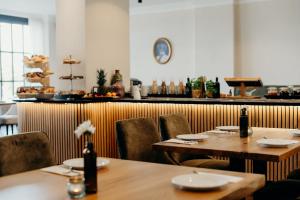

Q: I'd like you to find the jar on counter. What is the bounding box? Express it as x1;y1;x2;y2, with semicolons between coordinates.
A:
267;87;278;96
293;87;300;97
279;87;290;97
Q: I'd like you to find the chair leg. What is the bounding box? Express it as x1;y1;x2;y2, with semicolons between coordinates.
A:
6;125;9;136
11;125;14;134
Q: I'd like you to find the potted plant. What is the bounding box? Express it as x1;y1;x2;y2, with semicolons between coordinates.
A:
191;78;201;98
206;80;216;98
97;69;107;95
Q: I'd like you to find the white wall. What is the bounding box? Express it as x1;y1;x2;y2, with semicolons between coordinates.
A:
195;4;234;92
86;0;130;91
55;0;85;91
130;0;300;90
130;9;195;85
235;0;300;85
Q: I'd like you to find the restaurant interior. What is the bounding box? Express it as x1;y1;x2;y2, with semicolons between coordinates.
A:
0;0;300;199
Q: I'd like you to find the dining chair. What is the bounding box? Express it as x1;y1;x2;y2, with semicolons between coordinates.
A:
0;104;18;135
115;117;173;164
0;132;56;176
159;113;229;170
254;179;300;200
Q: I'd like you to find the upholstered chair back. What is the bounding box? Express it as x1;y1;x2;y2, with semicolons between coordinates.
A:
0;132;55;176
116;118;171;164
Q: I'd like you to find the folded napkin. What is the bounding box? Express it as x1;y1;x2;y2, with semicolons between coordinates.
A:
194;171;243;183
41;165;83;177
163;139;198;145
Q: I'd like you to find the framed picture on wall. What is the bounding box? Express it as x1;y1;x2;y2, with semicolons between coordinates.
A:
153;38;172;64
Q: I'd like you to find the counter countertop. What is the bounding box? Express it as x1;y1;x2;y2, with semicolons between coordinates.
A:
14;97;300;106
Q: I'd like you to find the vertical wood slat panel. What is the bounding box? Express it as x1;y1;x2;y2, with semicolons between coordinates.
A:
17;102;300;180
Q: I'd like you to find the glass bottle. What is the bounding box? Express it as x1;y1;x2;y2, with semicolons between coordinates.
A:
185;77;192;97
214;77;220;98
161;81;167;95
83;136;97;194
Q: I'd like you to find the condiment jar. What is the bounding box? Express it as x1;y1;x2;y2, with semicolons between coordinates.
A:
267;87;278;96
293;87;300;97
279;87;290;97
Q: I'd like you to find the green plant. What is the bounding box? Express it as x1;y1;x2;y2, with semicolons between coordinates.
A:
206;80;217;94
97;69;106;87
191;78;201;90
191;76;206;90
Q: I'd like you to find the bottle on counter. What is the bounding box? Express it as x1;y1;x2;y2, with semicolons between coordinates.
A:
240;106;249;138
83;140;97;194
111;69;125;97
178;81;185;95
151;80;158;95
214;77;220;98
161;81;167;95
169;81;176;95
185;77;192;97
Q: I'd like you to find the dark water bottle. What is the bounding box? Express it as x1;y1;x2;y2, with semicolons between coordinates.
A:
83;142;97;194
240;106;248;138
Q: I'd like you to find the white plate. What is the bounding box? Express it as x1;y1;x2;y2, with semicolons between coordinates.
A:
63;157;110;169
289;129;300;137
256;139;299;148
216;126;239;132
176;134;209;141
171;173;228;191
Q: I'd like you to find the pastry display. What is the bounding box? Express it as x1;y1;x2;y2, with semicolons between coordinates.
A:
57;55;85;99
18;55;55;99
23;55;49;68
63;57;81;64
59;75;84;80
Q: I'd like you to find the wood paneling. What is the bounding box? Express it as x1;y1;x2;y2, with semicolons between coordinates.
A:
17;102;300;180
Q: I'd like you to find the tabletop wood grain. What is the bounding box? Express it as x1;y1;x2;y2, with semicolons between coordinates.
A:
153;128;300;162
0;158;265;200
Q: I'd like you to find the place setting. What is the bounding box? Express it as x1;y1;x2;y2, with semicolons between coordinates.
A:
163;133;209;145
256;138;299;148
171;171;243;191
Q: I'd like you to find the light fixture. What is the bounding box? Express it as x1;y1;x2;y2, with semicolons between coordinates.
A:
138;0;142;3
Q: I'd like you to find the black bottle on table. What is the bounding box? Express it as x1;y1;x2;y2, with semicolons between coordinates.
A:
185;77;192;97
214;77;220;98
83;142;97;194
240;107;248;138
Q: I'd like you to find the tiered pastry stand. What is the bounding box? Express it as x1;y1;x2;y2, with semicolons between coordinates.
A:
22;56;54;99
59;55;84;92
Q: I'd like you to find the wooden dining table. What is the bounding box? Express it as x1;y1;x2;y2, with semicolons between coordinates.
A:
153;127;300;177
0;158;264;200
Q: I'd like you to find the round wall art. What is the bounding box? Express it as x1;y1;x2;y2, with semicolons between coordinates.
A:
153;38;172;64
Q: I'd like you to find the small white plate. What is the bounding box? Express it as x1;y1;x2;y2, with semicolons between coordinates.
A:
216;126;239;132
289;129;300;137
171;173;228;191
63;157;110;169
176;134;209;141
256;139;299;148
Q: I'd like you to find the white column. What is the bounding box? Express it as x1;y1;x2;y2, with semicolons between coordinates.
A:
55;0;86;91
86;0;130;91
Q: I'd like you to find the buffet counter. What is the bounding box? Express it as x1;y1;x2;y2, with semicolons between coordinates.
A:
15;97;300;105
16;97;300;181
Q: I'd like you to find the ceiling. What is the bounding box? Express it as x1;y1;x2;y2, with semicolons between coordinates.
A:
0;0;55;16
